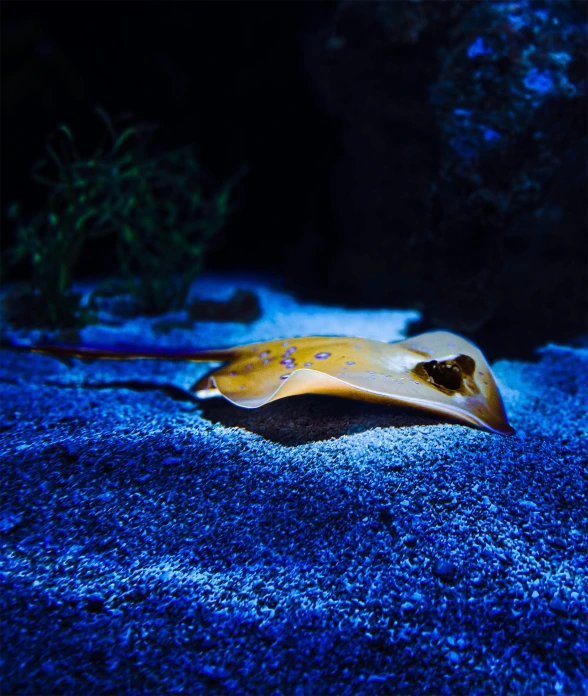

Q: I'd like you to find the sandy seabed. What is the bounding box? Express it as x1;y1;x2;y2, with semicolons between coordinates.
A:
1;274;586;695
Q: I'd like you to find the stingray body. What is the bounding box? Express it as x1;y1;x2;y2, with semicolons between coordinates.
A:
19;331;514;436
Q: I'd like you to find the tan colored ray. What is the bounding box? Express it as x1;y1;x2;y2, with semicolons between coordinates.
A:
192;331;514;436
20;331;514;435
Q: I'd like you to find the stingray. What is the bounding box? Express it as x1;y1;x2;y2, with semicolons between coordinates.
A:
15;331;514;435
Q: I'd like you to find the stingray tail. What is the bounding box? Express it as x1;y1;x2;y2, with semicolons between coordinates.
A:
2;339;235;363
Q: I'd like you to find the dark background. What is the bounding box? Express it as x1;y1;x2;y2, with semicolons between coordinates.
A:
2;1;335;274
2;1;587;357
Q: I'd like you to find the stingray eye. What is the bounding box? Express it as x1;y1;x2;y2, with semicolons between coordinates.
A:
453;354;475;376
414;354;478;395
423;359;464;391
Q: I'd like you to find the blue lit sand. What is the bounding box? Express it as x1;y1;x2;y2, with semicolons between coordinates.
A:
1;275;586;694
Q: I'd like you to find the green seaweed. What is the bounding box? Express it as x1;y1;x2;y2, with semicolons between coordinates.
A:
4;108;242;328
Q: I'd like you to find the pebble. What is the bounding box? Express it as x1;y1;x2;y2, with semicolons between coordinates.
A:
435;560;457;581
0;513;22;534
549;598;567;614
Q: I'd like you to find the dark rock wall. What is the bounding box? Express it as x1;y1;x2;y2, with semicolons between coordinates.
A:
304;0;587;355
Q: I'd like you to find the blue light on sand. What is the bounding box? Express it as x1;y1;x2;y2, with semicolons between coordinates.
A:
533;9;549;23
467;37;493;59
508;14;528;32
483;129;501;142
550;51;571;66
523;69;554;94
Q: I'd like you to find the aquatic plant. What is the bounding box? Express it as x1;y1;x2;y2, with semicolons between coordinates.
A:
4;108;239;327
5;200;90;329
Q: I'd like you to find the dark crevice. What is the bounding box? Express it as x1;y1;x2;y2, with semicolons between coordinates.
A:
199;394;453;447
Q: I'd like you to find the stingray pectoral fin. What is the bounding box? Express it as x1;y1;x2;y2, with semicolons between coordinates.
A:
396;392;515;436
192;374;222;400
207;368;349;408
460;394;515;436
214;368;512;435
269;370;514;435
394;331;515;435
264;369;356;404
